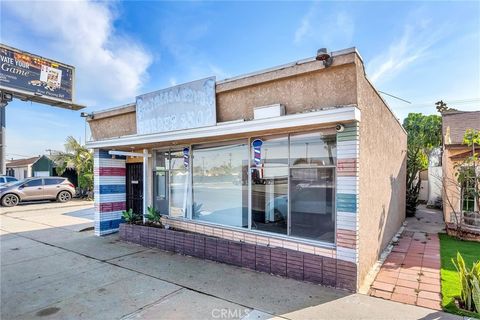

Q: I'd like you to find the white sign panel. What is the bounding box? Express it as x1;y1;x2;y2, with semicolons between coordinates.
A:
136;77;216;135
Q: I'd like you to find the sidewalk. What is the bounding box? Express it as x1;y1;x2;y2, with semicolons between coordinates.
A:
369;205;445;310
0;199;93;215
1;203;461;319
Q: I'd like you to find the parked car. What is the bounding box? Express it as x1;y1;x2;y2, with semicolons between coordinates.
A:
0;175;17;186
0;177;75;207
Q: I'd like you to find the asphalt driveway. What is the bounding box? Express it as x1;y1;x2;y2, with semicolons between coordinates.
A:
0;203;461;319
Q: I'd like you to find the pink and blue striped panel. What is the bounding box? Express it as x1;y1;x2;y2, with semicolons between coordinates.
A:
336;122;359;263
94;149;126;236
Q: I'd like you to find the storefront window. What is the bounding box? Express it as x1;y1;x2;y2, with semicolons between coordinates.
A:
192;141;248;228
250;131;336;243
251;166;288;235
290;167;335;242
251;135;289;235
290;131;336;166
250;135;288;166
154;129;337;244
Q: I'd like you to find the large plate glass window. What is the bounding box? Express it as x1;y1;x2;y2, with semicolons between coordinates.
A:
290;167;335;242
250;130;337;244
250;135;289;235
192;141;248;228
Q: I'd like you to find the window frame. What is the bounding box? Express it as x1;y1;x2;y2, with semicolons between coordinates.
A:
22;178;43;188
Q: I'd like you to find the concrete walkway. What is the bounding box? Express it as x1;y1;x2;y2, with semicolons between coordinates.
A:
369;205;445;310
1;204;460;319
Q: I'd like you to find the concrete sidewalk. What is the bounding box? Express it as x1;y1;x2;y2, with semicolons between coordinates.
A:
0;205;461;319
1;200;94;232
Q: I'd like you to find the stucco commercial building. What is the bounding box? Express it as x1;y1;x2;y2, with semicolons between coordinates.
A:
86;47;406;291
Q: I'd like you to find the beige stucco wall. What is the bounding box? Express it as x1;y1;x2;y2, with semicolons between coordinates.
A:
89;104;137;140
88;53;358;141
216;63;357;122
355;58;407;288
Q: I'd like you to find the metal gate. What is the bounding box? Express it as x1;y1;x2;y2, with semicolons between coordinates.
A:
126;163;143;214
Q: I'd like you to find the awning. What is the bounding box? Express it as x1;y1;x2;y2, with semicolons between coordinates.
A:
86;106;361;149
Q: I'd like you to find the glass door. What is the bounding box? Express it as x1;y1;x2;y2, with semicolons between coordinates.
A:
153;149;190;218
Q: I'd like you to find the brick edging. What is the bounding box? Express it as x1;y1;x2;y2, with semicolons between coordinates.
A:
119;223;357;291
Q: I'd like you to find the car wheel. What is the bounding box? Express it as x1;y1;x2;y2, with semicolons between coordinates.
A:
57;191;72;203
2;194;19;207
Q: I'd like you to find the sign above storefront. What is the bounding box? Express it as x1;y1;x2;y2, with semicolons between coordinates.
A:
136;77;216;135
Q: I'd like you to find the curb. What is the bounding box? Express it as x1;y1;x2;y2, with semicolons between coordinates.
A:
1;200;94;215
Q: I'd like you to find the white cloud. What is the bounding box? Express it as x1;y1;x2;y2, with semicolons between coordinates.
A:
294;6;315;44
366;13;445;84
294;4;354;47
2;0;152;107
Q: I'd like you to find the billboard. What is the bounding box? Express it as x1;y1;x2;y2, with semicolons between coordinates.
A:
136;77;216;135
0;44;74;103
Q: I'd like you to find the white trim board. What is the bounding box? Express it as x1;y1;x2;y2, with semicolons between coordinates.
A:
87;106;361;149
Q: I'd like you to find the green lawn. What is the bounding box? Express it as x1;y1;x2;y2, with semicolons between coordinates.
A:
439;233;480;318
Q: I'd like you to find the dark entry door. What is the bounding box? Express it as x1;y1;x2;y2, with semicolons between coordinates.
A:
126;163;143;214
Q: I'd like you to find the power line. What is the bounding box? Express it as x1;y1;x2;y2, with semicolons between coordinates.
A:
378;91;411;104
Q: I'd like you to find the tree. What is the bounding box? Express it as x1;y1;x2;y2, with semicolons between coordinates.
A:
52;136;93;195
403;113;442;216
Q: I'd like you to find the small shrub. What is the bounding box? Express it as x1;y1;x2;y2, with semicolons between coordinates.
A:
452;252;480;315
145;206;162;226
122;208;141;224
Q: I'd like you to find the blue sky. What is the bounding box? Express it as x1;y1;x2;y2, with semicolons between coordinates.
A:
1;1;479;158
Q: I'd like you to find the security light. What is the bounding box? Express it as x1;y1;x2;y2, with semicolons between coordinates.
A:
316;48;333;68
80;112;94;119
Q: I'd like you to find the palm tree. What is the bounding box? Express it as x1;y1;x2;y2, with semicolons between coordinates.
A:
52;136;93;196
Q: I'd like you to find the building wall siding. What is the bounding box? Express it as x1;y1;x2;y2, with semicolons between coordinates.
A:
356;58;407;289
94;149;126;236
335;122;360;286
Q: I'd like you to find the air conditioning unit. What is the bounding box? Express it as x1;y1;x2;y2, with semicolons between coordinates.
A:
253;104;285;120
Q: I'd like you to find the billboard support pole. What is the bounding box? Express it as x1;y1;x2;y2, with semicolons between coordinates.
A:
0;105;5;175
0;92;11;175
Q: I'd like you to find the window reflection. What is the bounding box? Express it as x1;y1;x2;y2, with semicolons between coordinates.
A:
290;132;336;166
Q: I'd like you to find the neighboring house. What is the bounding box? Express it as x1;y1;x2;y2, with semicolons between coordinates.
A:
5;156;54;179
441;110;480;234
5;155;74;181
86;47;407;292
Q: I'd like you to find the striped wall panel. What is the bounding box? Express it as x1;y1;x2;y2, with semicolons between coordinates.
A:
94;149;126;236
336;122;359;264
